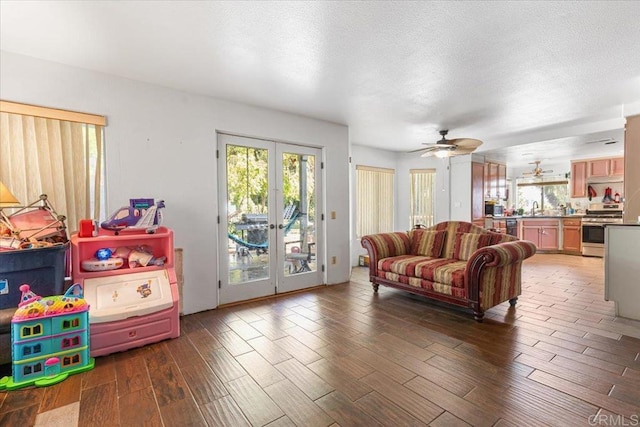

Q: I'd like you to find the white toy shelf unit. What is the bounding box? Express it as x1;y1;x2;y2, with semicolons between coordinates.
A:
71;226;179;357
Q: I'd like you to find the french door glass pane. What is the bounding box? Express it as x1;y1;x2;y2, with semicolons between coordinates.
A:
283;153;316;276
226;145;270;284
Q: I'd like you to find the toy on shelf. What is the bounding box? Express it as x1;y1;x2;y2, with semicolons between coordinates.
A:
101;198;165;235
79;245;166;272
117;245;167;268
0;283;94;391
81;256;125;272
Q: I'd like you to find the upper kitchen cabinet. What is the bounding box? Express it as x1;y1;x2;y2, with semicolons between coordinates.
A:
587;156;624;179
472;161;485;223
498;163;507;199
610;157;624;177
484;161;507;200
571;161;587;198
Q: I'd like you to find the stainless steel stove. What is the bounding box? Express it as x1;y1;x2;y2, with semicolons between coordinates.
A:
582;203;623;257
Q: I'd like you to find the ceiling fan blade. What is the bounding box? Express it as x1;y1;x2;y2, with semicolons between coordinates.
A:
451;146;477;155
421;142;456;148
450;138;483;149
407;146;436;154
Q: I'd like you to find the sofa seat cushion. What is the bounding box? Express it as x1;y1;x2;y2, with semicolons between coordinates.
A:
377;256;467;290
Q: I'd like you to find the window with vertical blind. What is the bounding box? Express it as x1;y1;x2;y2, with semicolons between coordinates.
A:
356;165;394;237
410;168;436;228
0;101;106;231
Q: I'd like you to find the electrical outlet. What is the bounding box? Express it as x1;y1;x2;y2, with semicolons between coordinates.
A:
331;256;337;264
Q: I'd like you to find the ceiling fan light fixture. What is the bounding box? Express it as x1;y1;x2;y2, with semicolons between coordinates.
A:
434;150;451;159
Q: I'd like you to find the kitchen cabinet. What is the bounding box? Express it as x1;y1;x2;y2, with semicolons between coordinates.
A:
587;157;624;179
571;161;587;198
484;161;507;200
562;218;582;254
610;157;624;176
472;161;485;222
522;219;559;251
498;164;507;199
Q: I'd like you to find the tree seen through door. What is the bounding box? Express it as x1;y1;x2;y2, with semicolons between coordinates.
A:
226;145;316;284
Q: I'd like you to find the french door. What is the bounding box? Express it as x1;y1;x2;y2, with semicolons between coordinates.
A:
218;133;323;305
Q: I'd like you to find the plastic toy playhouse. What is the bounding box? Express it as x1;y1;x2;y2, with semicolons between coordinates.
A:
0;284;95;391
71;226;179;357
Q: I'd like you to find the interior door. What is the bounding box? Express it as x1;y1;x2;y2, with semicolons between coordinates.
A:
218;134;323;305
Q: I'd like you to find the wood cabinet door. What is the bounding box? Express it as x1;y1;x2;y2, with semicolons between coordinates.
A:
489;163;498;198
539;227;559;250
563;226;581;252
483;163;490;198
498;163;506;200
588;159;610;178
610;157;624;176
472;162;485;221
522;226;540;246
571;161;587;198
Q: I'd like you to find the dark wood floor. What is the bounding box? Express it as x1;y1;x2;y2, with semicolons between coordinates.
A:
1;253;639;426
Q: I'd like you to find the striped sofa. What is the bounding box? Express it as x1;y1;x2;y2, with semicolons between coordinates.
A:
360;221;536;321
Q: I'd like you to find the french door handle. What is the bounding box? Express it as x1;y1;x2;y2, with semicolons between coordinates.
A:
278;224;284;229
270;224;275;229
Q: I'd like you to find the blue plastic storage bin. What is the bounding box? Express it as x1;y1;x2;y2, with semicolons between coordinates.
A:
0;243;68;309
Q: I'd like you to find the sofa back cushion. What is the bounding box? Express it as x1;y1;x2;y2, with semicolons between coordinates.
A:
362;232;411;259
409;229;447;258
453;232;493;261
435;222;475;259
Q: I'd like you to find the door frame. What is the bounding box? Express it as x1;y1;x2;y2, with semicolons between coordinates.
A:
217;132;325;306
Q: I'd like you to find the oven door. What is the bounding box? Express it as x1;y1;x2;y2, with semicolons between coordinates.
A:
582;223;605;245
582;222;605;257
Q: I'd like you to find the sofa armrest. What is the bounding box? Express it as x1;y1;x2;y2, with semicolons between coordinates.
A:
472;240;537;267
361;232;411;277
466;240;537;312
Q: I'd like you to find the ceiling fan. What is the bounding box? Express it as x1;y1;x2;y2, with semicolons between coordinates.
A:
409;130;483;158
523;160;553;178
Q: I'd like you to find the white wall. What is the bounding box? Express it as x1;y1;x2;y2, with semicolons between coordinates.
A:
0;51;351;314
449;155;473;221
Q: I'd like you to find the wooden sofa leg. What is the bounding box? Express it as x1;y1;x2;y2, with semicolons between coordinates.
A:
509;297;518;307
473;310;484;322
372;283;379;293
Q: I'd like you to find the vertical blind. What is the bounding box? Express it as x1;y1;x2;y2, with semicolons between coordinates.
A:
0;101;105;231
356;165;394;237
410;168;436;228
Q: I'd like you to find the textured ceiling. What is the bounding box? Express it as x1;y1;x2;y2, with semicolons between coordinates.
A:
1;1;639;166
